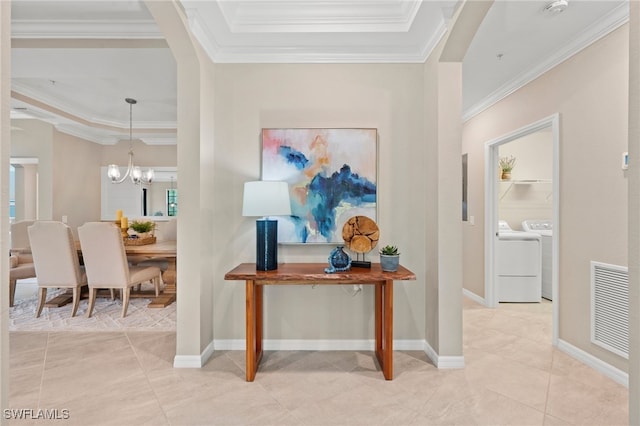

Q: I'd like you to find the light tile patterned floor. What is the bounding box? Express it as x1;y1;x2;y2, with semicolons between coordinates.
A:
8;298;629;425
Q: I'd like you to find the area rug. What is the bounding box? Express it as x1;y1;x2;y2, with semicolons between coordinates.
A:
9;288;176;332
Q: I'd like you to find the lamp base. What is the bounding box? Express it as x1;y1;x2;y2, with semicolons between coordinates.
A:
256;219;278;271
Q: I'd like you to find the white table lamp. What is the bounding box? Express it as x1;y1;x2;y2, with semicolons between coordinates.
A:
243;181;291;270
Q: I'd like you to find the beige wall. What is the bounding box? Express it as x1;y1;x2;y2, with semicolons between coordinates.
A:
213;63;427;342
11;119;54;220
101;139;176;168
463;25;629;370
52;130;102;234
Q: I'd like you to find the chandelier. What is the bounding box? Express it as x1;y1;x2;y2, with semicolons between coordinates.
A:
107;98;154;184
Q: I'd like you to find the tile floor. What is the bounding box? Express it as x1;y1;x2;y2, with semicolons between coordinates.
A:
8;298;629;425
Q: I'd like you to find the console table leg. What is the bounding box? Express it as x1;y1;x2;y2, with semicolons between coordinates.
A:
245;280;261;382
375;280;394;380
256;283;264;365
383;279;394;380
375;282;383;359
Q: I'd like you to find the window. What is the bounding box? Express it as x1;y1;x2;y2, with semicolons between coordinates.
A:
167;189;178;216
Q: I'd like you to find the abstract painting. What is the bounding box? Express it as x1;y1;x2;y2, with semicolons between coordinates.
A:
262;128;377;244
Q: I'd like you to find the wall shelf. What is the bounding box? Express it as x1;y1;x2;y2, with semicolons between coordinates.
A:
499;179;552;201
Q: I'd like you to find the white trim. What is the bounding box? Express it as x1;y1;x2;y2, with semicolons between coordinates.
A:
423;340;465;369
140;136;177;146
213;339;462;369
173;340;215;368
463;2;629;122
557;339;629;388
217;0;422;33
550;114;561;346
54;123;117;145
13;85;176;131
185;9;221;66
463;288;486;306
213;339;425;351
418;18;448;64
11;20;163;39
205;47;433;64
184;2;450;64
484;114;560;345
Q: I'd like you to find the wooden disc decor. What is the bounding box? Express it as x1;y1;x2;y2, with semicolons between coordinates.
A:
342;216;379;253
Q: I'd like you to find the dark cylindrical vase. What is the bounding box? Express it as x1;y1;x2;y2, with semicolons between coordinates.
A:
256;219;278;271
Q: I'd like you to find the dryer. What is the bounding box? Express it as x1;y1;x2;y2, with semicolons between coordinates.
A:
496;221;542;302
522;220;553;300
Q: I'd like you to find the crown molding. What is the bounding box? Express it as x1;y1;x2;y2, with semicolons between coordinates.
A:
419;17;448;63
208;46;432;64
217;0;422;33
11;19;163;39
12;84;176;130
185;1;452;63
462;1;629;122
140;136;177;146
185;8;222;62
55;123;118;145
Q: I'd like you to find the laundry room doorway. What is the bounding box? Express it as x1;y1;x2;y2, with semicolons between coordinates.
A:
484;113;560;345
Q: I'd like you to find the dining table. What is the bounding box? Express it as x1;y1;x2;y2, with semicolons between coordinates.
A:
123;240;177;308
56;239;178;309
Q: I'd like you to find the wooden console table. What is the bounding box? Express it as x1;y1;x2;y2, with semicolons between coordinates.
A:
224;263;416;382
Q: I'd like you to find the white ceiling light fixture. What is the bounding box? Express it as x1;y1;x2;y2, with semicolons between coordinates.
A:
107;98;154;185
544;0;569;15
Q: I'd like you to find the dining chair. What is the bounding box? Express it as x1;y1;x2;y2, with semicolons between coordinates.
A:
11;220;36;259
28;221;87;317
77;222;162;318
9;220;37;307
9;255;36;307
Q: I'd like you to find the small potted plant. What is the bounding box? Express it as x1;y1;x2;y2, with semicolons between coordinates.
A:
379;245;400;272
129;220;156;239
499;155;516;180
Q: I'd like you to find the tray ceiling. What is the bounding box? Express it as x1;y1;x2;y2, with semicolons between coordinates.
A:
9;0;629;144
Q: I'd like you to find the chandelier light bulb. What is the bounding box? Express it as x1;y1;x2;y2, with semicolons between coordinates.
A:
107;164;121;181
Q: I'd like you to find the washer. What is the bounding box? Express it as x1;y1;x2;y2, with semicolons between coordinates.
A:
496;221;542;302
522;220;553;300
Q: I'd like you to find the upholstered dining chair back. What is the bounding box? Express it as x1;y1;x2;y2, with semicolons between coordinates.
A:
78;222;131;288
78;221;162;318
9;220;37;307
10;220;36;263
28;221;87;317
9;257;36;308
29;221;84;287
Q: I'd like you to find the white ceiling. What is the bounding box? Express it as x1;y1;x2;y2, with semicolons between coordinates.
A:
9;0;629;145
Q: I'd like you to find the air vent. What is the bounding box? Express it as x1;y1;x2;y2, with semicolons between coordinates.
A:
591;261;628;359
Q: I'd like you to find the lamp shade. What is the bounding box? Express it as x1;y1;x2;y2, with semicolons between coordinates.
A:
242;181;292;217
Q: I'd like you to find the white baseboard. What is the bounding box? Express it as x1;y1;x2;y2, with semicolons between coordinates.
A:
423;340;465;369
178;339;462;370
463;288;486;306
213;339;425;351
557;339;629;388
173;339;215;368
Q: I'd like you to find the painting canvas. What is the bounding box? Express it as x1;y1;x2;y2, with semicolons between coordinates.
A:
262;128;377;244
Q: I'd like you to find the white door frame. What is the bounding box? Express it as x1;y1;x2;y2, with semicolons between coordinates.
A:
484;113;560;344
